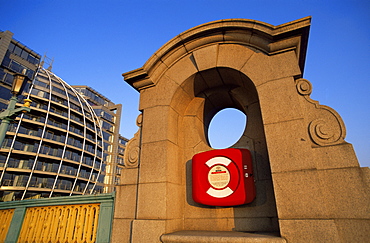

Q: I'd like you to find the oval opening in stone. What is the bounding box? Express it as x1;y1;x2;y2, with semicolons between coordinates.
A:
208;108;247;149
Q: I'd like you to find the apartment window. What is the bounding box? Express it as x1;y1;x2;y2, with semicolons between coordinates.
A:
8;42;15;52
116;166;122;175
0;68;5;81
21;50;28;60
34;79;49;89
0;86;12;100
56;179;72;190
13;45;22;56
102;131;111;142
4;73;13;86
101;120;113;132
45;130;54;140
27;54;39;65
117;157;124;165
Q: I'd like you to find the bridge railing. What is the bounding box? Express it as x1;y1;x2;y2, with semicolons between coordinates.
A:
0;193;114;243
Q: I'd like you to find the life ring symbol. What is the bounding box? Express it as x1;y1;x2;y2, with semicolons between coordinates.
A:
205;157;235;198
206;187;234;198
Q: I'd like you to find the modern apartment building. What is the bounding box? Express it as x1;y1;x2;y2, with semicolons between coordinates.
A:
72;85;126;193
0;30;126;201
0;30;39;111
116;135;128;185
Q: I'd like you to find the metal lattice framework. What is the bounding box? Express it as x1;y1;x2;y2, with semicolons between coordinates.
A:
0;67;105;200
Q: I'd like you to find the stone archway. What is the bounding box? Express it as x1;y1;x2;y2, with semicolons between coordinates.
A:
176;67;279;233
112;17;370;243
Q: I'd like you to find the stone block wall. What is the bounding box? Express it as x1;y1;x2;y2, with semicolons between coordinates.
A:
113;17;370;242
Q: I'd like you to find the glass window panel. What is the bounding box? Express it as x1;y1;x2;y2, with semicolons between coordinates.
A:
8;42;15;52
21;50;28;60
25;69;34;79
27;54;38;64
0;68;5;81
0;86;11;100
14;45;22;56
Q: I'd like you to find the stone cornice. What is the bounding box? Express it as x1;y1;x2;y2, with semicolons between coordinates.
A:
123;17;311;91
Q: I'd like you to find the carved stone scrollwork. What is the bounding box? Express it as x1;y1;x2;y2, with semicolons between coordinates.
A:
309;118;344;146
295;78;346;146
124;114;142;168
296;78;312;96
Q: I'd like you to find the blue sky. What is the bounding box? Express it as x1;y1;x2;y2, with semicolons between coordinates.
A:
1;0;369;167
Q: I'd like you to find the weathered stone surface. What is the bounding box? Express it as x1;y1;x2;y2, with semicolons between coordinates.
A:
264;119;314;173
183;32;224;55
217;43;254;70
139;75;180;110
139;140;180;184
240;51;301;87
272;170;333;219
140;105;178;144
131;220;166;243
334;219;370;243
192;44;218;71
184;218;229;231
119;168;138;185
115;17;369;243
111;219;133;243
161;231;286;243
279;219;341;243
312;143;359;169
273;167;370;220
136;182;167;219
258;77;303;124
318;167;370;219
165;54;198;86
114;184;138;219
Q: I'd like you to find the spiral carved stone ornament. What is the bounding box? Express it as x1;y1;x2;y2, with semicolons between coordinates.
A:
125;145;140;168
124;114;142;168
295;78;346;146
309;118;343;146
296;78;312;96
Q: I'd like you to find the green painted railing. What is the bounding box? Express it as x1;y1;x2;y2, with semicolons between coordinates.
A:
0;193;115;243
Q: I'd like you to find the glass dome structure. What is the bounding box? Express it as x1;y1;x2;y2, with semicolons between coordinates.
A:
0;67;105;201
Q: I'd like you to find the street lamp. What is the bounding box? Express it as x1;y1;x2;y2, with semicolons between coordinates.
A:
0;72;32;147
